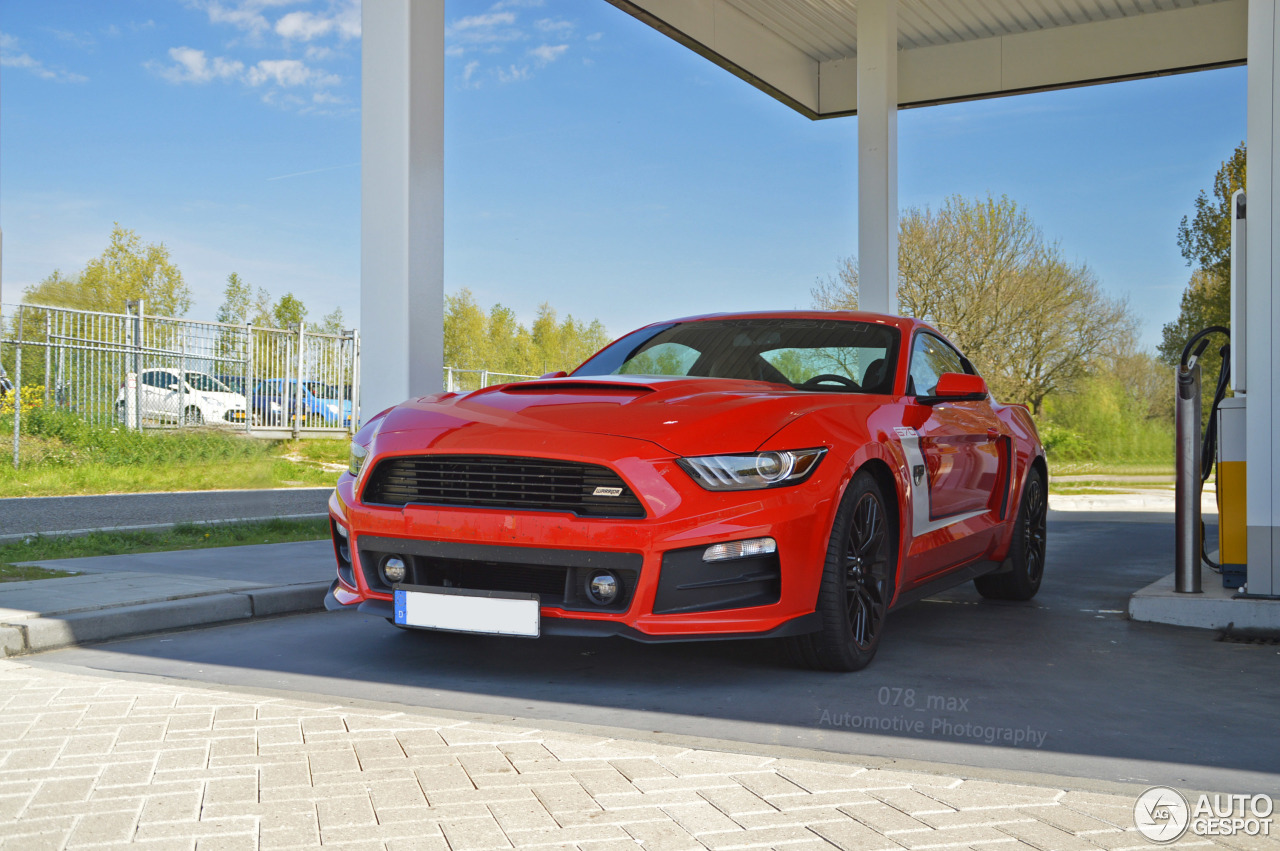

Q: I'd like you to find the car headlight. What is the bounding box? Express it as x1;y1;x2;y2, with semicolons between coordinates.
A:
349;443;369;477
678;448;827;491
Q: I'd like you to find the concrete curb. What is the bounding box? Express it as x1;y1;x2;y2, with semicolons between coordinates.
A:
0;580;331;657
0;512;328;543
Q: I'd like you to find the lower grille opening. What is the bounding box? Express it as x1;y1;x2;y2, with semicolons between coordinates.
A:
357;536;642;613
417;558;569;602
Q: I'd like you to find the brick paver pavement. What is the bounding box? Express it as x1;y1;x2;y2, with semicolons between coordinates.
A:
0;659;1265;851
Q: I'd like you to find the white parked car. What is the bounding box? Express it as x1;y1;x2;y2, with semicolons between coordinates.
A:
116;369;248;426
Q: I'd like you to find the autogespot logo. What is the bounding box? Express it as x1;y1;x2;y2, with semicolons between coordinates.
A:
1134;787;1190;843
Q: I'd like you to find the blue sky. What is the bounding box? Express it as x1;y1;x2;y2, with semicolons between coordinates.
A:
0;0;1248;350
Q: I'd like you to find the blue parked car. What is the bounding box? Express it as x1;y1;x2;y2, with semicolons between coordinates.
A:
252;379;352;428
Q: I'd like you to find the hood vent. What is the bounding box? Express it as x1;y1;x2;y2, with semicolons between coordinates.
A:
496;379;659;394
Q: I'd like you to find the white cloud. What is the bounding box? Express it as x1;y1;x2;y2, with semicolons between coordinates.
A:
276;11;332;41
446;10;526;51
463;61;481;85
529;44;567;66
203;1;272;37
495;64;529;83
451;13;517;31
150;47;338;99
150;1;356;111
535;18;574;34
586;32;603;42
0;32;88;82
276;4;360;42
46;28;96;49
153;46;244;83
192;0;359;43
246;58;339;87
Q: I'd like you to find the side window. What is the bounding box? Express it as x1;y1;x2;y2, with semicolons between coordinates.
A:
908;334;965;397
141;371;177;389
617;342;700;376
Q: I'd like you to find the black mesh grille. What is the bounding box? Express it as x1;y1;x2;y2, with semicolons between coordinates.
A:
361;455;646;518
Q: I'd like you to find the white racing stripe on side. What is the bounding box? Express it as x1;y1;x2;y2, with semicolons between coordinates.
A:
894;426;987;537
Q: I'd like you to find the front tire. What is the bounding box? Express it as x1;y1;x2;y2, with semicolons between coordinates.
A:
182;407;203;427
788;470;897;672
974;467;1046;601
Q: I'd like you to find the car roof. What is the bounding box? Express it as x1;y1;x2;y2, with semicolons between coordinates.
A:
633;309;924;335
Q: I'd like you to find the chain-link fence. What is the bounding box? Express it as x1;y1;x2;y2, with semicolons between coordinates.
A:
1;301;360;465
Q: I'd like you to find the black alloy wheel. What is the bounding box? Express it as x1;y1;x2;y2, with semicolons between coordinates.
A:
847;489;891;650
789;470;897;672
974;466;1047;601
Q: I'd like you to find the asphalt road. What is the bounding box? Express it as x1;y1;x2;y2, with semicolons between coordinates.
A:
0;488;332;538
32;511;1279;796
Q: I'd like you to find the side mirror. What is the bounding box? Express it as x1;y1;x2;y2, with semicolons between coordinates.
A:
541;371;568;379
920;372;988;404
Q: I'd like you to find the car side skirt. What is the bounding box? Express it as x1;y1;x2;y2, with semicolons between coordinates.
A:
890;558;1005;612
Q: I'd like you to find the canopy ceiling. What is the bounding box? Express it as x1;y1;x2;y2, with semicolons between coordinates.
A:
605;0;1248;118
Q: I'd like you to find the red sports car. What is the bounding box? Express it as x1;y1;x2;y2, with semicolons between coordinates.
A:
325;311;1046;671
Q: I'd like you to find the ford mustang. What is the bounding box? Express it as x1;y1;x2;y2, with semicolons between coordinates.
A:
324;311;1046;671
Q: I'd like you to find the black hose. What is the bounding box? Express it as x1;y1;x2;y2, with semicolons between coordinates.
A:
1179;325;1230;368
1180;326;1231;571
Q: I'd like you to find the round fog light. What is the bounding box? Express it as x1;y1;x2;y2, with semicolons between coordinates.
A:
586;571;620;606
381;556;407;585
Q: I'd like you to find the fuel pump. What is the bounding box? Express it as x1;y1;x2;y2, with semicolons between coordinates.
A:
1173;190;1248;593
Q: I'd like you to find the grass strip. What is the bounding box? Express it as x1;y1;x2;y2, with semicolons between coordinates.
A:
0;517;330;583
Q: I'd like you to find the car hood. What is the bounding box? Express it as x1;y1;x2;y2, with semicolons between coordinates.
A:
201;391;244;408
374;375;846;456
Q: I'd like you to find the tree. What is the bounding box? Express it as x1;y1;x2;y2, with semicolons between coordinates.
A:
814;194;1136;413
317;307;346;335
23;224;192;316
271;293;308;329
443;289;492;371
1176;141;1246;285
440;290;613;388
1158;142;1244;387
216;273;254;325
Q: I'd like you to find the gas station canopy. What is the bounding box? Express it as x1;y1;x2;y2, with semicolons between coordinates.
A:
605;0;1246;118
360;0;1279;607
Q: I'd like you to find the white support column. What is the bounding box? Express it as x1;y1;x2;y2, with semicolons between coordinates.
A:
1246;0;1279;596
856;0;898;315
361;0;445;421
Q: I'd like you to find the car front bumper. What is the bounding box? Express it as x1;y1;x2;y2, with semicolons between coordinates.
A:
325;443;842;641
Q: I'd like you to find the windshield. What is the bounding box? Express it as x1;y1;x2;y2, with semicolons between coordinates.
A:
305;382;339;399
185;373;231;393
574;318;900;393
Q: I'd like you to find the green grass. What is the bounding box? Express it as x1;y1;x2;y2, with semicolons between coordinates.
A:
1048;461;1175;477
0;409;349;497
0;517;330;583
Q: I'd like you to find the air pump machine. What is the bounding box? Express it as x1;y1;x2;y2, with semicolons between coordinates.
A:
1175;189;1247;593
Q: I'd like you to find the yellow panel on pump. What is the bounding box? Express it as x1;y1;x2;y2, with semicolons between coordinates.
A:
1217;397;1247;583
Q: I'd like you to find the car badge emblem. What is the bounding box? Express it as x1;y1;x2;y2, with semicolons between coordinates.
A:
912;465;926;486
593;486;624;497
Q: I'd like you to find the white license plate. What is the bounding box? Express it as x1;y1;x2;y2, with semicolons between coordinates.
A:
394;586;540;638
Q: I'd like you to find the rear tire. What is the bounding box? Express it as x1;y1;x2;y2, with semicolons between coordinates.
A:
788;470;897;672
182;407;203;426
974;467;1046;601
